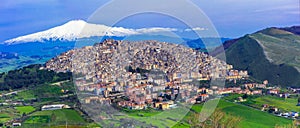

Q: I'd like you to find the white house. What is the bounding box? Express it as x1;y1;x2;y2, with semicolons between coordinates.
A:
12;122;21;127
41;104;68;111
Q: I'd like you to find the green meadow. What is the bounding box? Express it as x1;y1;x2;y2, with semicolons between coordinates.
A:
122;108;162;117
223;94;299;112
0;113;11;124
219;100;292;128
15;106;35;114
173;99;292;128
251;96;299;112
24;115;50;124
0;107;19;124
23;109;86;127
100;105;192;128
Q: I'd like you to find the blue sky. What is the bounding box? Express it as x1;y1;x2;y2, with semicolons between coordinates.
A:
0;0;299;42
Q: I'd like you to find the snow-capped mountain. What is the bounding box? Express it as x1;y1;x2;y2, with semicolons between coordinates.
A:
4;20;178;44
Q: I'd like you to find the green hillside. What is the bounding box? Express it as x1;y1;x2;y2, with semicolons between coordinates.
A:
218;100;292;128
22;109;86;127
251;28;300;71
0;64;72;90
222;27;300;86
173;100;292;128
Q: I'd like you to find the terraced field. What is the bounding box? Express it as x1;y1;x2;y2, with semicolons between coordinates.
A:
22;109;86;127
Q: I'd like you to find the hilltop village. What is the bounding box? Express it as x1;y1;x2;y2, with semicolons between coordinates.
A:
45;40;299;118
45;40;244;108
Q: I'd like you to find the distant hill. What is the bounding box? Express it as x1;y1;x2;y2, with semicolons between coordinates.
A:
279;26;300;35
0;52;19;59
184;37;230;50
216;26;300;86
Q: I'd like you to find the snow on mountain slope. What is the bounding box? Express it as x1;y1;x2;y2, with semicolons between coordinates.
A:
4;20;178;44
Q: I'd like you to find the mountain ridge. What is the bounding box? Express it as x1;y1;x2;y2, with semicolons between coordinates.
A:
217;26;300;86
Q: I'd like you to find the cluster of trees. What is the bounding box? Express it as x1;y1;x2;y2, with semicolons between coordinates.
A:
125;66;150;74
0;64;72;90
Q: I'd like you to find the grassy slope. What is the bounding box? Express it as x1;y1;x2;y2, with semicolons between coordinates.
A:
251;29;300;71
122;108;162;117
219;101;291;128
22;109;86;128
107;106;190;128
223;94;300;112
27;109;85;124
15;90;36;100
173;100;292;128
224;34;300;86
0;107;19;124
15;106;35;114
252;96;299;112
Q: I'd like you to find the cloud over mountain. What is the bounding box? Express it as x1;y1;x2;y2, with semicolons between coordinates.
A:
4;20;180;44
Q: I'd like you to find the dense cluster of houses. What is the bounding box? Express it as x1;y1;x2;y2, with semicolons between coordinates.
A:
46;40;239;82
76;68;250;111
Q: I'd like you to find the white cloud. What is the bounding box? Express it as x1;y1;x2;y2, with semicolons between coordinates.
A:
184;27;207;32
136;27;178;34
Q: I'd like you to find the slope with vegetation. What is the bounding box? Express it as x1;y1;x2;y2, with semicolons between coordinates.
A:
173;100;293;128
218;26;300;86
0;64;72;90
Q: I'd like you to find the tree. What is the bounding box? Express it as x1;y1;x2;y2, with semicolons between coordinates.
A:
242;94;248;99
22;112;26;117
